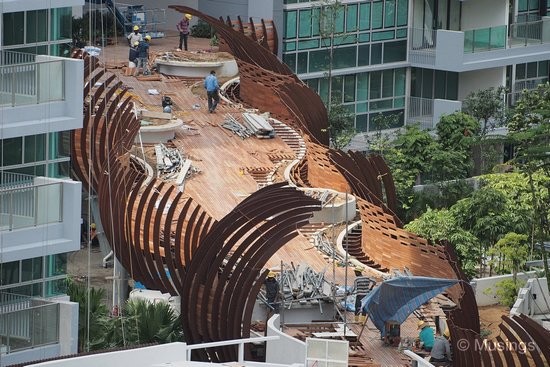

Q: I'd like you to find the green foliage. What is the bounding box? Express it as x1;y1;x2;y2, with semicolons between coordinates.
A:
73;12;122;46
436;112;480;152
191;20;212;38
488;233;529;281
327;101;356;149
91;298;183;350
493;279;523;308
462;86;507;134
405;208;479;278
66;279;109;352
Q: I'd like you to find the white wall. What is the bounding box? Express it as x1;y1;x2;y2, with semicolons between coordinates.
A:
0;178;81;262
472;271;538;306
266;314;307;365
511;277;550;316
57;300;79;357
458;67;505;100
0;0;84;13
461;0;508;30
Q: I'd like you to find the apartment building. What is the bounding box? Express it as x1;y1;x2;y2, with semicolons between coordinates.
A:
194;0;550;144
0;0;84;365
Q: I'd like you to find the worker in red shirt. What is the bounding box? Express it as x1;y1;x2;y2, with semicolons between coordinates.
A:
177;14;192;51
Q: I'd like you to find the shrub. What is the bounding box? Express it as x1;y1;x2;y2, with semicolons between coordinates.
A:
191;20;212;38
494;279;524;308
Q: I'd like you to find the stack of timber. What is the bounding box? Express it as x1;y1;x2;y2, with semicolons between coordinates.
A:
242;112;275;138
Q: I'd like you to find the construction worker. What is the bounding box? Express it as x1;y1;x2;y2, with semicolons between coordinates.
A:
90;223;99;249
127;25;143;47
416;320;435;352
264;271;279;313
177;14;192;51
136;35;151;76
352;271;375;322
129;41;139;67
430;329;452;364
204;70;220;113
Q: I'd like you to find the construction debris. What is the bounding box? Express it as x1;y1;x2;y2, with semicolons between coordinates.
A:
221;114;253;138
242;112;275;138
259;263;335;309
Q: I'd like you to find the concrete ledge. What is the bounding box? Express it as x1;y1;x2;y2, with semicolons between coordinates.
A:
137;119;184;144
156;59;238;78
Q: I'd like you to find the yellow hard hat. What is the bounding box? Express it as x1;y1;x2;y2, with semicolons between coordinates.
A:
267;271;276;278
90;223;96;229
145;35;151;41
443;328;450;338
185;14;192;20
417;320;426;329
133;25;139;31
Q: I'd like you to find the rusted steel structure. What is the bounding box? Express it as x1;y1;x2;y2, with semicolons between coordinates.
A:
218;16;278;55
71;6;550;364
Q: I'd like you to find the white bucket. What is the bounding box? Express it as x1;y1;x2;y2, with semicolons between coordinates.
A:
129;61;136;68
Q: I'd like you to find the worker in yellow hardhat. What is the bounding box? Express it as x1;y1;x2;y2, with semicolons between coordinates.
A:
264;270;279;313
177;13;192;51
127;24;143;47
416;320;435;351
136;35;151;76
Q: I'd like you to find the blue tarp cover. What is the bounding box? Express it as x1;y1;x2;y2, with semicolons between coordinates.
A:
361;276;459;336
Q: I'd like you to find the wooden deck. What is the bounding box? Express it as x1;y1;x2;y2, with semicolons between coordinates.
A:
100;38;440;366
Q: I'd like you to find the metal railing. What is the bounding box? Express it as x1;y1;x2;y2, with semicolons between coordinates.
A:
0;181;63;231
464;25;507;53
509;19;547;46
0;292;60;354
410;18;549;58
507;77;549;105
0;172;34;189
0;50;36;66
407;97;434;129
0;58;65;107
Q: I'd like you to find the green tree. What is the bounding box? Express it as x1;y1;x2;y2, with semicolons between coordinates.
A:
462;86;507;135
405;208;480;279
507;83;550;290
327;101;356;149
436;112;480;152
450;187;514;277
488;232;529;282
66;279;109;352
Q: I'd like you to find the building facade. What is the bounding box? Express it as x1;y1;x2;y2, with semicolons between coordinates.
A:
0;0;84;365
195;0;550;146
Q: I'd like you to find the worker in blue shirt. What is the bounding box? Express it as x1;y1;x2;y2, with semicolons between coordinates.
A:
136;35;151;76
416;320;435;351
204;70;220;113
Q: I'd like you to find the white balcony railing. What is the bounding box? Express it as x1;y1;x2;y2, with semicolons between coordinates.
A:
0;292;60;354
0;57;65;107
407;97;434;129
0;179;63;231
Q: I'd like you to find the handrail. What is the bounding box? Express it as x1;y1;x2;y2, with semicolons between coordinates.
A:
0;181;63;231
185;336;279;362
0;58;65;107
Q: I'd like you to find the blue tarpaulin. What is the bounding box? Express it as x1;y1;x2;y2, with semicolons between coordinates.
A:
361;276;459;336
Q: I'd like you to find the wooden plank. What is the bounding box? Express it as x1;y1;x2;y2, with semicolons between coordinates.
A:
176;159;192;186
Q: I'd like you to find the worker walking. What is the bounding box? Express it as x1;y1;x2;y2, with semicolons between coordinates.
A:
204;70;220;113
127;25;143;47
136;35;151;76
177;14;192;51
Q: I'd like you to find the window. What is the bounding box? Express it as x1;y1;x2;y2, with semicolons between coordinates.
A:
385;0;396;28
372;2;384;29
333;46;357;69
299;9;312;38
370;71;382;99
396;0;408;26
50;7;72;41
383;40;406;62
382;70;394;98
47;254;67;277
1;261;20;285
2;137;23;166
283;53;297;72
22;257;43;282
27;10;48;43
357;73;369;101
285;11;297;38
371;43;382;64
346;4;358;32
332;76;343;102
359;3;371;30
297;52;308;73
24;134;47;163
358;45;370;66
309;49;329;72
344;75;356;102
3;12;25;46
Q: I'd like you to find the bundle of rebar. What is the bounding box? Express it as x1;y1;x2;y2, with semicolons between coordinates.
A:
221;114;253;139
